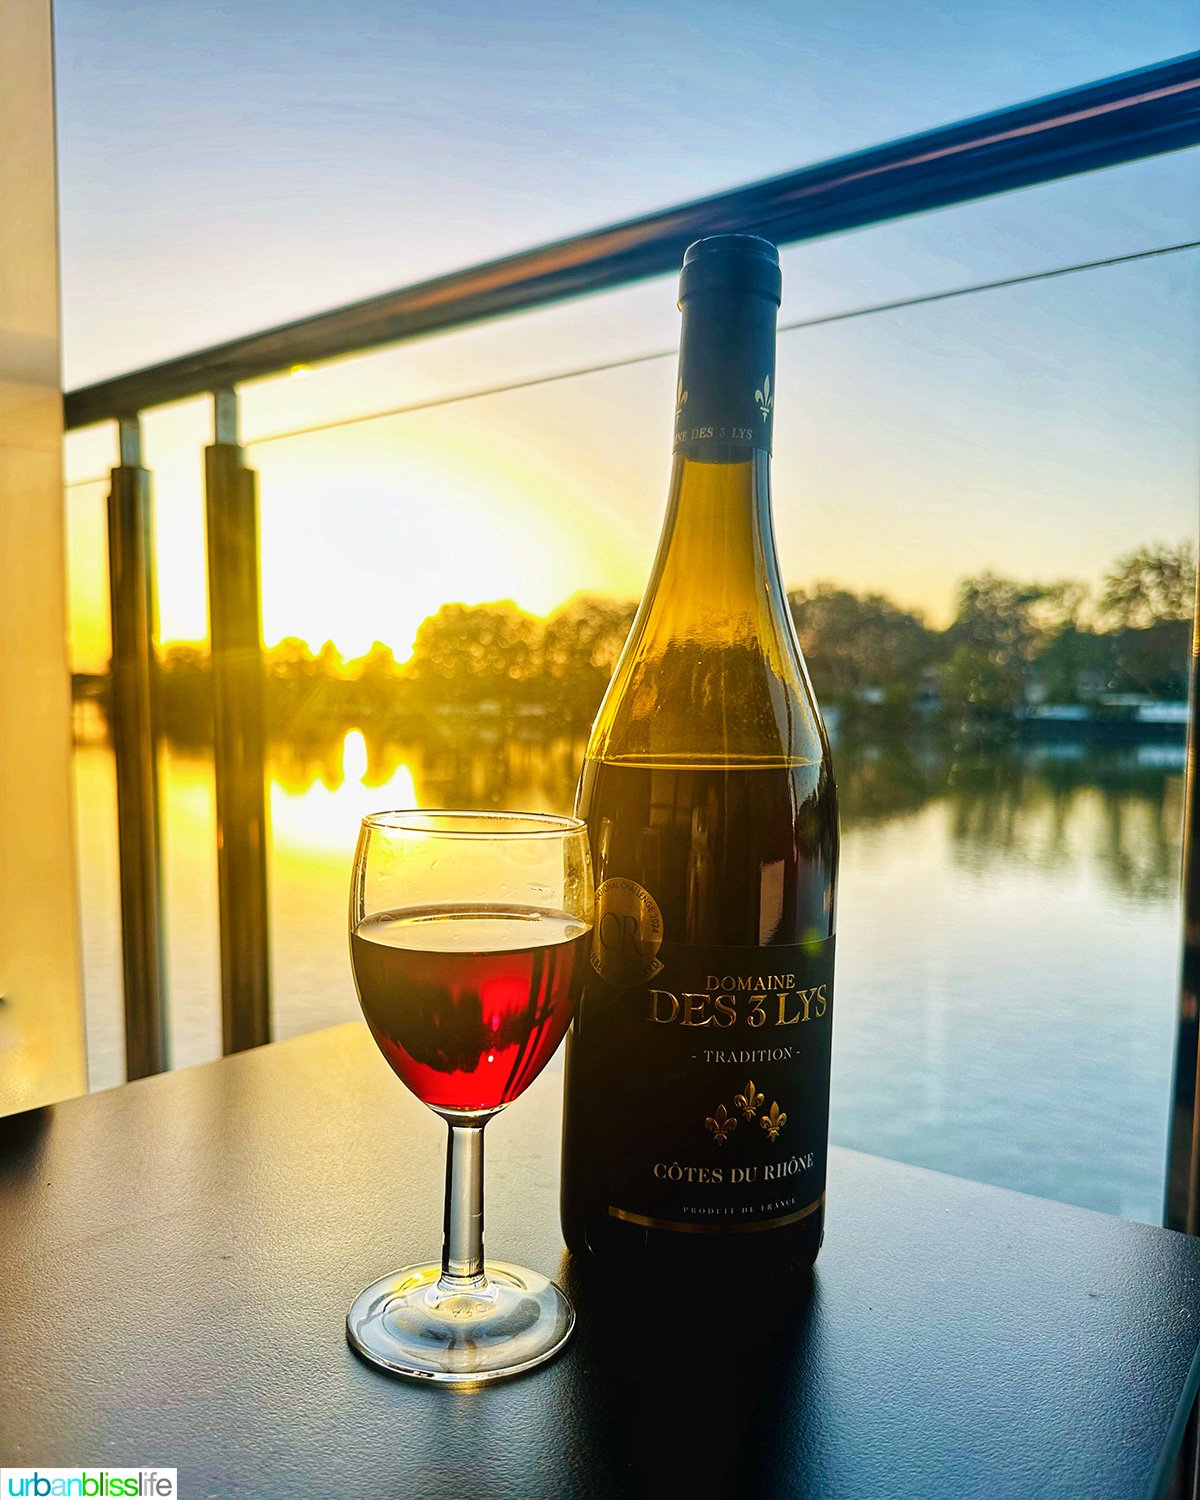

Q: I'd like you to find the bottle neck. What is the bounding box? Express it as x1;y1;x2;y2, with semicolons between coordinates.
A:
673;289;777;462
650;283;787;653
652;450;782;628
585;447;819;764
583;247;825;765
661;283;783;629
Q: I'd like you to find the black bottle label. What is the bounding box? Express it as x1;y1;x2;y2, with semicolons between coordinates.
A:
673;289;776;461
578;886;834;1234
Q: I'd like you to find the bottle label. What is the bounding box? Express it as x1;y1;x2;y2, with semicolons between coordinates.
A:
673;291;776;461
579;884;834;1234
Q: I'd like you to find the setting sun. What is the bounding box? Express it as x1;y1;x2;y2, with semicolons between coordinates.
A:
254;412;628;661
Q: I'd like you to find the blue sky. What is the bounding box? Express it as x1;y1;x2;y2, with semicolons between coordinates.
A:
54;0;1198;382
54;1;1200;660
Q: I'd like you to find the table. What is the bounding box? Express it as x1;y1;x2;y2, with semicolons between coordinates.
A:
3;1022;1199;1499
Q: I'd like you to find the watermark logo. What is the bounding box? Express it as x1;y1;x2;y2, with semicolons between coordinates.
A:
1;1472;177;1498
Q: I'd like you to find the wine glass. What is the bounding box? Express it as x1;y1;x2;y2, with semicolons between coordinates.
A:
346;809;593;1384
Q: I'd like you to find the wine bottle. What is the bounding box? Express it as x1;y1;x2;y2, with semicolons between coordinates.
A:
560;234;839;1271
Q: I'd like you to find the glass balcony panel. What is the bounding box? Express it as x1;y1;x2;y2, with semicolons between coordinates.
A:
236;150;1200;451
241;248;1196;1223
65;235;1199;1225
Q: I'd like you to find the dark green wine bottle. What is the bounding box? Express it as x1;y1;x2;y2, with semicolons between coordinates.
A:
560;234;839;1272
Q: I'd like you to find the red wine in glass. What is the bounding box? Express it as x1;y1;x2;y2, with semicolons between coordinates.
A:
345;809;592;1386
351;903;589;1113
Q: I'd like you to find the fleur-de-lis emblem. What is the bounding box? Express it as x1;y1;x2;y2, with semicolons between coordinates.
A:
760;1101;787;1142
676;379;689;417
705;1103;737;1145
755;374;772;421
734;1079;764;1121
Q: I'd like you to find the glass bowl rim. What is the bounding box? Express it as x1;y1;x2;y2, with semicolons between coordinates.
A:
360;808;588;840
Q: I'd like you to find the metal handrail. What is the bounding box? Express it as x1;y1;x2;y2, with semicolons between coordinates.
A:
65;50;1200;430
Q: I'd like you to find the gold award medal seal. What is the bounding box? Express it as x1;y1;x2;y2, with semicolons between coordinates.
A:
590;877;665;986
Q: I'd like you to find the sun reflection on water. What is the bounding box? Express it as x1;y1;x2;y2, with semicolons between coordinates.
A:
342;729;369;783
269;731;418;860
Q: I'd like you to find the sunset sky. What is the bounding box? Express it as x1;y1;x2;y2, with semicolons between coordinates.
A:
55;0;1200;671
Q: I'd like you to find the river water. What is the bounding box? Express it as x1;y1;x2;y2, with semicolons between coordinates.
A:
73;728;1183;1224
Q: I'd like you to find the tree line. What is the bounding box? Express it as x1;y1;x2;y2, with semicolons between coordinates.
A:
80;542;1194;741
790;541;1193;726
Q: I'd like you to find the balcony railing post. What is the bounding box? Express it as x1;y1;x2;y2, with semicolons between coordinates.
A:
107;416;168;1079
1167;575;1200;1234
205;389;272;1053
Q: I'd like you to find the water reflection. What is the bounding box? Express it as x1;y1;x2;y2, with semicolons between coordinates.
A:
73;728;1183;1224
837;735;1183;902
269;729;584;816
266;729;1184;905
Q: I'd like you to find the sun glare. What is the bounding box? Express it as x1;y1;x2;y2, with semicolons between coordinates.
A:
254;414;628;661
270;747;418;862
342;729;369;783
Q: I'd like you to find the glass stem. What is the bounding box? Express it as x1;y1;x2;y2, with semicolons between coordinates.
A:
439;1119;487;1291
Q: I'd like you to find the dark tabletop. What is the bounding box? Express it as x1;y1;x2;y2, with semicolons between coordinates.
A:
3;1023;1199;1500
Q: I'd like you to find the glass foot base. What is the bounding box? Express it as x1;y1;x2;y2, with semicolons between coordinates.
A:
346;1262;575;1385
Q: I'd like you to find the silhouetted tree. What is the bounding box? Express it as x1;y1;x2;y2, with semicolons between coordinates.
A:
941;573;1086;715
939;643;1024;716
1104;625;1191;700
79;541;1199;751
539;595;637;729
788;584;934;711
348;641;398;681
947;574;1045;663
156;641;212;741
1099;542;1195;631
267;636;347;738
405;601;541;712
